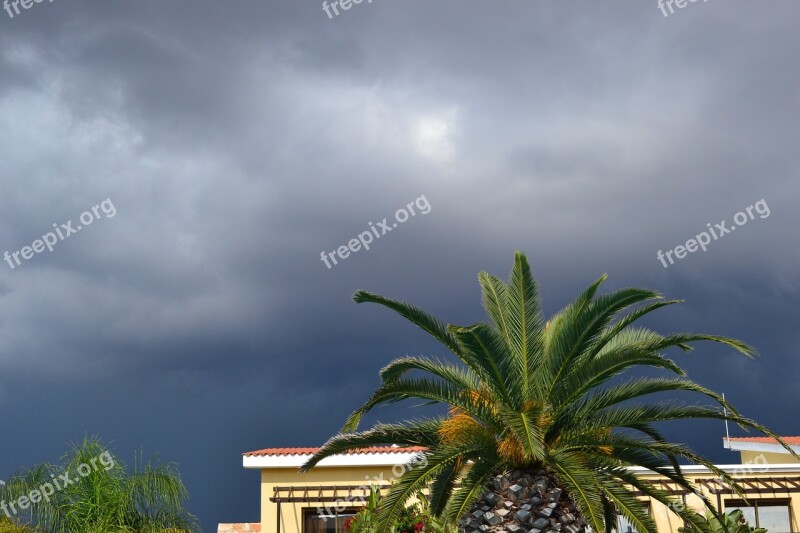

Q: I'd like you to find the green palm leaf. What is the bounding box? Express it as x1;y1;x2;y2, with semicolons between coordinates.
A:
504;252;545;401
442;459;498;527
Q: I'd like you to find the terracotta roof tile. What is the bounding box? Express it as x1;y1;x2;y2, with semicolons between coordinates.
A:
243;445;427;457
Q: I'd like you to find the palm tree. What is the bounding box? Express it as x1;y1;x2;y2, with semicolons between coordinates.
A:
0;437;198;533
302;252;793;533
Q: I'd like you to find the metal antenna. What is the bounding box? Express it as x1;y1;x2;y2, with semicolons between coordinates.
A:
723;392;731;449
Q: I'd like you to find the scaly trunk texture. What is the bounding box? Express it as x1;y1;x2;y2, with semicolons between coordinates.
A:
460;470;589;533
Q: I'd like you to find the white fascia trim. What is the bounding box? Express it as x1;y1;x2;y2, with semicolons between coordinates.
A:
727;441;800;455
627;464;800;475
243;452;423;469
243;451;800;473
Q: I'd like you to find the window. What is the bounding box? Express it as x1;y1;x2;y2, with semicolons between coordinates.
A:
616;514;638;533
615;503;650;533
304;508;359;533
726;500;792;533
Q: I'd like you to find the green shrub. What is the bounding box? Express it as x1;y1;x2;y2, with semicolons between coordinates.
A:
343;487;453;533
0;516;32;533
0;437;199;533
678;509;767;533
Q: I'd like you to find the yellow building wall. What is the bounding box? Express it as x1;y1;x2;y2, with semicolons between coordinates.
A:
259;467;800;533
261;465;403;533
635;470;800;533
739;450;799;464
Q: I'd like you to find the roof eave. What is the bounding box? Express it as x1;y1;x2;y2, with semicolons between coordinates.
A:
243;451;426;469
726;440;800;454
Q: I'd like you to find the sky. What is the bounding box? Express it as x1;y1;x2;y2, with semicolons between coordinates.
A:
0;0;799;530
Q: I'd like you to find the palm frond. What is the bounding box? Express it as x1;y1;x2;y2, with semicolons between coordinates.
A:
442;459;499;528
379;356;479;389
549;451;606;533
375;446;480;533
600;478;659;533
340;377;503;434
450;323;519;405
546;287;663;397
428;461;461;517
497;404;546;463
504;251;545;401
302;419;444;472
353;290;462;356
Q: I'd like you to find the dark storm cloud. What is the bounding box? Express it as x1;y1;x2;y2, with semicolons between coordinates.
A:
0;0;798;529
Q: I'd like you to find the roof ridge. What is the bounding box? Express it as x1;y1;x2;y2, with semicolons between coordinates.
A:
243;445;428;457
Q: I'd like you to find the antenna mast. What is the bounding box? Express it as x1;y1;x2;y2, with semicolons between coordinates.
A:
723;392;731;449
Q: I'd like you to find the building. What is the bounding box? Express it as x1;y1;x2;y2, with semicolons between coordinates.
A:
726;436;800;465
230;437;800;533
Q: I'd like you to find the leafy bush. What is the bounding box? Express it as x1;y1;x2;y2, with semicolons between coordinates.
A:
0;437;199;533
678;509;767;533
0;516;32;533
344;487;453;533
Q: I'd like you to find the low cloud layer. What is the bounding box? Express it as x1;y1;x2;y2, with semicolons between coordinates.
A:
0;1;798;529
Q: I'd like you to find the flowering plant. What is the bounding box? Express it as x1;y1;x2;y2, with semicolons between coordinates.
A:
342;486;452;533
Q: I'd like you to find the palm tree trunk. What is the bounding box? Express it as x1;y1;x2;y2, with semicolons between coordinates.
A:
461;470;588;533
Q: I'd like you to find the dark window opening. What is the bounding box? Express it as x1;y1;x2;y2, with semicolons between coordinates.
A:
726;499;792;533
303;508;360;533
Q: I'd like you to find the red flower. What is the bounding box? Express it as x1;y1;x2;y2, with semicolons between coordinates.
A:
344;518;355;531
414;522;425;532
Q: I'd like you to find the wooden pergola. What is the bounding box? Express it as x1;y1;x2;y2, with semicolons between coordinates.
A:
269;477;800;533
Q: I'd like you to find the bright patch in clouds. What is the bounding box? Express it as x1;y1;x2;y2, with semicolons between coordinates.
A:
412;115;457;162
